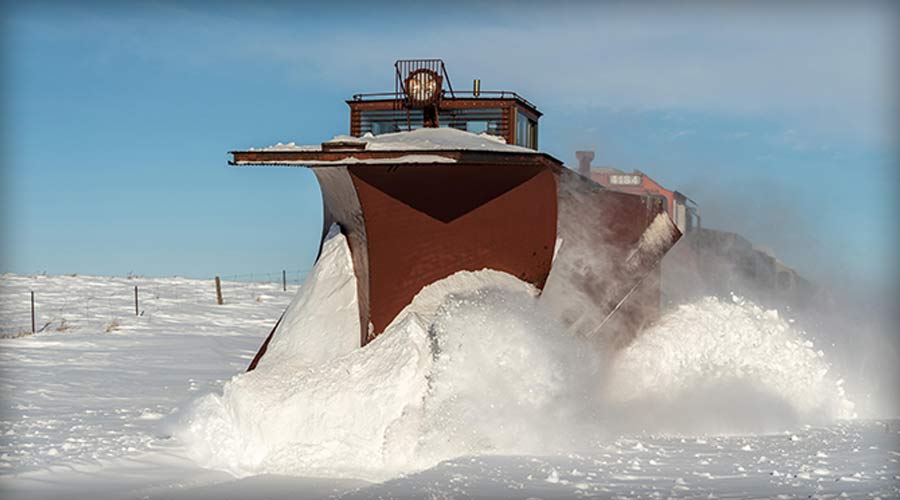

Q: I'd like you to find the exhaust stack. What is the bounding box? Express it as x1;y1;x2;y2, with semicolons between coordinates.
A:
576;150;594;176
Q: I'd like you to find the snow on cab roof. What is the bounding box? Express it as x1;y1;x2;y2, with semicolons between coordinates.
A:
249;127;538;154
241;154;458;166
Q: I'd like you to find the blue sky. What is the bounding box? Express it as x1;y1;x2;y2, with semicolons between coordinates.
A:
2;1;897;293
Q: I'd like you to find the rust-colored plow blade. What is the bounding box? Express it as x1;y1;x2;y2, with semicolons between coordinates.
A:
541;169;682;349
243;159;681;370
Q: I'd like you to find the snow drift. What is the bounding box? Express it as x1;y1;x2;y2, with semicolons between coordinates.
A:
251;224;359;370
178;226;855;481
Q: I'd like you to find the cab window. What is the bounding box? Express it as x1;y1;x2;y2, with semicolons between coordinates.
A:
515;108;538;149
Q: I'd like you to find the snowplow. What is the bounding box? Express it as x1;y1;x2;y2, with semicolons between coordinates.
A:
229;59;682;369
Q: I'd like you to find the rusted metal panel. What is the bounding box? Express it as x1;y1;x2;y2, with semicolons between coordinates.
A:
502;106;514;145
540;167;681;348
313;167;371;347
229;149;560;167
346;100;407;111
349;163;558;342
350;109;361;137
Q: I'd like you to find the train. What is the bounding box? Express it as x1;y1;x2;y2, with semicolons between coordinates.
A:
229;59;814;369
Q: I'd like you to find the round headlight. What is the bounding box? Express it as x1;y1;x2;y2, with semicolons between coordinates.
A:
406;69;439;105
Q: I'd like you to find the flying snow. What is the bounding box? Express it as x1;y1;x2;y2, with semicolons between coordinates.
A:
178;226;857;481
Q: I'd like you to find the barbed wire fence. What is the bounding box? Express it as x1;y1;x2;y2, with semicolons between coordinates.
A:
0;269;310;339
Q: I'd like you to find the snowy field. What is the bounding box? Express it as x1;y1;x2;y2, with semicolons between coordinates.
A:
1;272;898;499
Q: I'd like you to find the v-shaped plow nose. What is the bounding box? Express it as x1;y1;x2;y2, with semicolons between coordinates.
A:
349;164;545;223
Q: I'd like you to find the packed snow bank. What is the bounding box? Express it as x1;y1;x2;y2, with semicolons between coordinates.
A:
179;311;431;479
253;225;358;370
179;232;855;480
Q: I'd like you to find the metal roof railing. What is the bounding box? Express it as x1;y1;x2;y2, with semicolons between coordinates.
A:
351;90;538;111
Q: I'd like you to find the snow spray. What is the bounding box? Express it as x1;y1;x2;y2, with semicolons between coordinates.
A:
177;230;854;480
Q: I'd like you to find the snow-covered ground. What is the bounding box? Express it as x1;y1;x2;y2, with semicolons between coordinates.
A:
1;271;898;499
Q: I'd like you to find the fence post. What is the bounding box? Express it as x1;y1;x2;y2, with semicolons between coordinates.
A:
283;270;286;291
134;286;139;316
31;291;35;334
215;276;223;305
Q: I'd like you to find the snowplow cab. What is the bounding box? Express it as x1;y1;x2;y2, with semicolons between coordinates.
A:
349;59;540;149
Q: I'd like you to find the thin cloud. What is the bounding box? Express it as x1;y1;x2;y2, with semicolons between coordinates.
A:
670;130;696;141
13;2;894;151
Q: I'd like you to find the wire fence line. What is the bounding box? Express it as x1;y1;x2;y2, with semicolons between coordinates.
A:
0;269;311;338
213;269;310;284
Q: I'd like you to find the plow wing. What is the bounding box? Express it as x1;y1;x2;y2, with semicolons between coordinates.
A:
541;168;682;349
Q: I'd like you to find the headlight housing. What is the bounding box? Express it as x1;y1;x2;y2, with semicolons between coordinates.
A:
405;69;440;107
